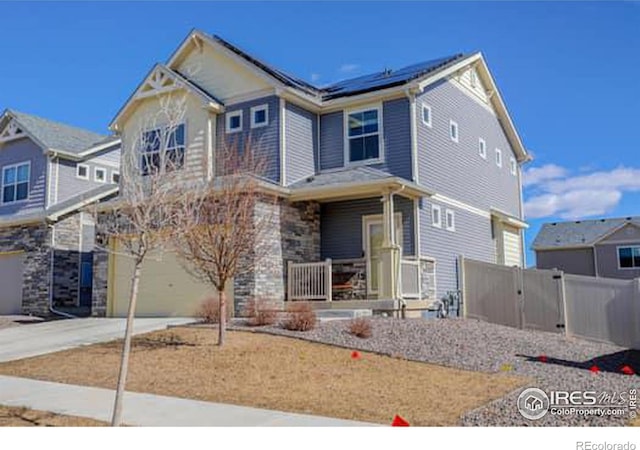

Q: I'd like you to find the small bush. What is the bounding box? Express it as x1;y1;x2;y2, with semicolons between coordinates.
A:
347;317;372;339
243;298;278;327
196;296;232;324
282;303;317;332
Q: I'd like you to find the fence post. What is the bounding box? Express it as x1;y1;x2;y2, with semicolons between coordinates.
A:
325;258;332;302
559;271;569;339
517;267;525;330
633;278;640;349
287;261;292;302
457;255;466;317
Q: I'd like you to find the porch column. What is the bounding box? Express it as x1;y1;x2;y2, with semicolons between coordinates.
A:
378;191;400;300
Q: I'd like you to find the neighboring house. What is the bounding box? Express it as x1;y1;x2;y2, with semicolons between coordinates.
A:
533;216;640;279
96;29;529;317
0;109;120;316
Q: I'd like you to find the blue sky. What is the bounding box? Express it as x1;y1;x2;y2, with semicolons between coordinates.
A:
1;1;639;264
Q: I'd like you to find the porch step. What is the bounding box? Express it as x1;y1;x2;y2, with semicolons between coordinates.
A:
315;309;373;321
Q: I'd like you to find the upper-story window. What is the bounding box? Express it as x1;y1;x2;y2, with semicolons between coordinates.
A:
226;110;243;133
495;148;503;168
445;209;456;231
510;157;517;176
346;105;382;164
449;120;459;143
94;167;106;183
2;162;29;204
421;104;432;127
618;246;640;269
141;124;185;176
111;172;120;184
431;204;442;228
250;104;269;128
478;138;486;159
76;164;89;180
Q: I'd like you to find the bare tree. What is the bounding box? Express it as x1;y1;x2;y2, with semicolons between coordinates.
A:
93;94;188;426
171;141;276;346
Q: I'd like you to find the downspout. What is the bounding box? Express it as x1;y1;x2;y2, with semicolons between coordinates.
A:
388;185;406;310
48;221;76;319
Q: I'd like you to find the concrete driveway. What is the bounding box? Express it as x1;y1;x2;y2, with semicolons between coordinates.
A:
0;317;195;363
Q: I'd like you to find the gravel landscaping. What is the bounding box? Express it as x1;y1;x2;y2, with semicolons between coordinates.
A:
232;317;640;426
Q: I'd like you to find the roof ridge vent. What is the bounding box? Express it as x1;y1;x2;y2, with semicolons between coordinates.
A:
382;67;393;77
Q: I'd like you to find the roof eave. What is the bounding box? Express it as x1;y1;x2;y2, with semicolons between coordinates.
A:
289;178;433;202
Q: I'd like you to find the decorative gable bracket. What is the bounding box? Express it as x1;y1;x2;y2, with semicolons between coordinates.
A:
0;118;25;144
135;66;183;101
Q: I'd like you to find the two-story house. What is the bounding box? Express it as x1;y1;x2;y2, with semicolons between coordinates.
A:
0;109;120;316
96;30;529;317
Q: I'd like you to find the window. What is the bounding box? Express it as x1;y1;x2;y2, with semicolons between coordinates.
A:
94;167;106;183
346;106;382;164
226;110;242;133
421;104;432;127
478;138;486;159
141;124;186;176
618;246;640;269
111;171;120;184
495;148;503;168
2;162;29;204
445;209;455;231
431;204;442;228
76;164;89;180
469;70;477;88
250;104;269;128
510;157;517;175
449;120;459;143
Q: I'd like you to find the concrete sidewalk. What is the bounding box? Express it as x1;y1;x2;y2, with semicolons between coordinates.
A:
0;375;374;426
0;318;195;363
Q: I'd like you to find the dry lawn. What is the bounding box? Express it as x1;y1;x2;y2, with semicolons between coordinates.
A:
0;405;106;427
0;328;526;426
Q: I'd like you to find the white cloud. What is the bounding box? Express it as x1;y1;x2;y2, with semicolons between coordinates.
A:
523;164;639;220
310;73;321;83
339;63;360;74
522;164;566;187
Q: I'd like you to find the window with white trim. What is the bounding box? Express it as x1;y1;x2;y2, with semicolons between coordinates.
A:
421;104;432;127
140;124;186;176
250;104;268;128
226;110;243;133
445;209;455;231
510;157;517;175
431;204;442;228
346;106;381;164
111;171;120;184
449;120;459;143
94;167;106;183
2;162;29;204
495;148;503;168
478;138;486;159
76;164;89;180
618;246;640;269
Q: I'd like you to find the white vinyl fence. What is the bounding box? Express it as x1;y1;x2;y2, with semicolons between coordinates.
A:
462;257;640;349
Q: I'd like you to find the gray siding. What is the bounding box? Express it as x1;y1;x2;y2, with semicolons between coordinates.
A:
56;152;119;204
285;102;317;184
216;95;280;183
419;199;495;299
595;243;640;279
416;79;521;217
600;223;640;243
320;196;415;260
535;248;596;276
318;99;412;179
0;137;47;216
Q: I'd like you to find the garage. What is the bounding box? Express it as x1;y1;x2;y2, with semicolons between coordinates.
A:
0;251;25;315
108;242;234;317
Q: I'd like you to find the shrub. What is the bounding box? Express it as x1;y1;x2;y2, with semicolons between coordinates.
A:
347;317;372;339
282;303;317;332
196;296;233;324
243;298;278;327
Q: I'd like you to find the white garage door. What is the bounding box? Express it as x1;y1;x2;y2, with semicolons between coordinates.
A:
0;252;25;315
503;227;522;267
108;244;234;318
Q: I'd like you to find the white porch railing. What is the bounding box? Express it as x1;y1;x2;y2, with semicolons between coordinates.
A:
400;259;421;299
287;259;332;301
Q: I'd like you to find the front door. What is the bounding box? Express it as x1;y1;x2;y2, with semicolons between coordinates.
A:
364;215;402;296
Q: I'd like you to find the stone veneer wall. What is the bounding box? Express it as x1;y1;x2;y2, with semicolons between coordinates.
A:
234;198;320;315
52;213;81;306
91;245;108;317
0;222;52;316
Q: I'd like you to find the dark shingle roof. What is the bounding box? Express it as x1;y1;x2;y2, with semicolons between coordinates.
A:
8;110;110;154
532;217;640;249
289;166;393;190
46;184;118;218
207;33;467;101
